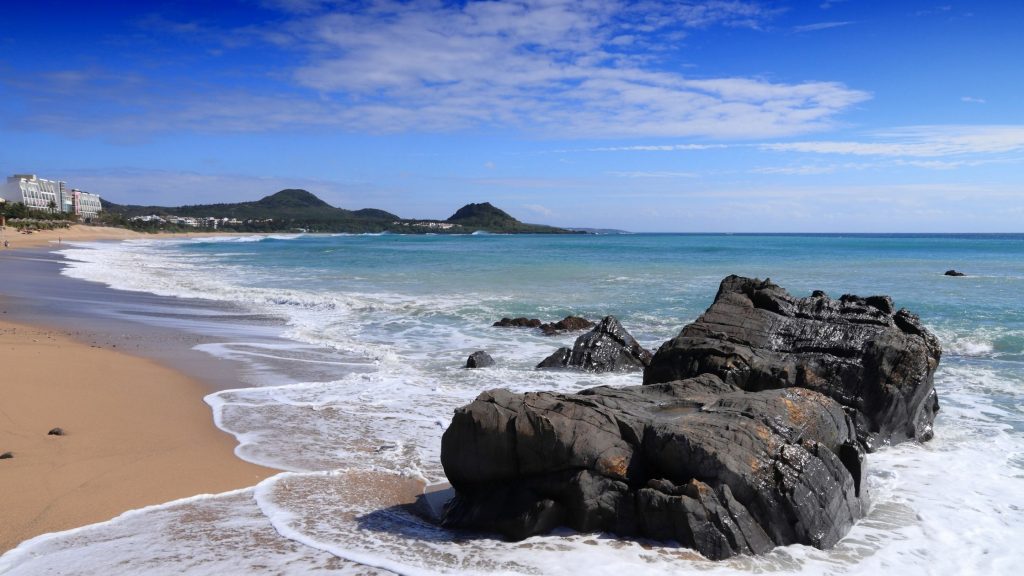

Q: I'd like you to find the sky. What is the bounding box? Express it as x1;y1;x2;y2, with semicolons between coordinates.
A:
1;0;1022;232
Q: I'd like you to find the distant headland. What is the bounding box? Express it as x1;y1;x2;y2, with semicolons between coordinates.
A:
98;190;581;235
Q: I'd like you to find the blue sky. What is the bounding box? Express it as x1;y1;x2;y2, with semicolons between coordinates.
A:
2;0;1022;232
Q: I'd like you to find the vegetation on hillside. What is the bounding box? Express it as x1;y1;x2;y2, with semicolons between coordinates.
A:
100;190;579;234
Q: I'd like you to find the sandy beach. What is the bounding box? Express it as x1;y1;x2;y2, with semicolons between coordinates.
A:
0;317;277;553
0;224;241;251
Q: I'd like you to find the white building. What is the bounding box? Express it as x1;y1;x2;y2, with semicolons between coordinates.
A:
71;189;102;219
3;174;102;218
4;174;62;212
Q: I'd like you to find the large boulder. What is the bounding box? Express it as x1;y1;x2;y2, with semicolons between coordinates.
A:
466;351;495;369
644;276;941;450
536;316;652;372
440;374;866;559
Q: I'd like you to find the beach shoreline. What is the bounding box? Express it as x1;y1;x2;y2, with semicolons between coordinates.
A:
0;317;278;553
0;232;281;553
0;224;256;251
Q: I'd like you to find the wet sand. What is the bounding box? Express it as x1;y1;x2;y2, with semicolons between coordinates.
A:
0;318;277;553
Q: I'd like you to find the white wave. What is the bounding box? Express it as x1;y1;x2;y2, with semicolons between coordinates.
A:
0;488;378;576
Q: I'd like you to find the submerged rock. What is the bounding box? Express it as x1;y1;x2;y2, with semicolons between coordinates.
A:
440;375;866;559
493;317;542;328
466;351;495;369
536;316;652;372
540;316;595;336
644;275;941;450
944;269;966;277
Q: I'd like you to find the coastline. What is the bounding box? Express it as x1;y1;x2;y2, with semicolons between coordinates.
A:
0;318;278;553
0;232;280;553
0;224;247;251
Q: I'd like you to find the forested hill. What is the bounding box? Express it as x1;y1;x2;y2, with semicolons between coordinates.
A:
100;190;579;234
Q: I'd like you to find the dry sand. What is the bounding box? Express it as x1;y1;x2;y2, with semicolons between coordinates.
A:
0;224;243;250
0;319;277;553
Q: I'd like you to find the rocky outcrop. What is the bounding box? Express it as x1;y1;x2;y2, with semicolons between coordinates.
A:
536;316;652;372
644;276;941;450
540;316;595;336
440;276;940;558
440;374;866;559
493;317;541;328
493;315;596;335
466;351;495;369
944;269;966;277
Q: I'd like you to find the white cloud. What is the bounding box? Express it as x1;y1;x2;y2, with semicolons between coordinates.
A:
279;1;868;138
761;125;1024;157
609;170;698;178
961;96;986;104
4;2;871;140
581;144;727;152
522;203;554;217
793;21;854;33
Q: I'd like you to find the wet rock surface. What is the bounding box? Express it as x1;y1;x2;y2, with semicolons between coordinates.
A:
536;316;652;372
493;317;542;328
944;269;966;277
440;374;866;559
465;351;495;369
540;315;595;336
644;276;941;450
440;276;940;558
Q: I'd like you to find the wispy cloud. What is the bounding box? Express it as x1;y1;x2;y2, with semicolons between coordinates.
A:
793;21;854;32
609;170;699;178
580;144;727;152
4;1;870;140
961;96;986;104
522;203;554;217
761;125;1024;157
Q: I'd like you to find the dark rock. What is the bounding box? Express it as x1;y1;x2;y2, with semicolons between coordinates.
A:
540;316;595;336
644;275;941;450
48;427;65;436
493;317;542;328
536;347;571;369
440;375;866;559
536;316;652;372
0;452;12;459
466;351;495;369
944;269;966;277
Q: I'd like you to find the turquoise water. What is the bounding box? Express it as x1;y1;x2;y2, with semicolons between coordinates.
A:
3;233;1022;575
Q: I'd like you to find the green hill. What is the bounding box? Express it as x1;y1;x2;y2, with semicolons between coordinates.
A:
446;202;575;234
100;191;577;234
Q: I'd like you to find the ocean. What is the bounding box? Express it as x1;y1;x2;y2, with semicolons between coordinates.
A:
2;233;1022;575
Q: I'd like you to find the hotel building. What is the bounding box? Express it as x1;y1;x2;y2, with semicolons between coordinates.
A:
3;174;102;219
